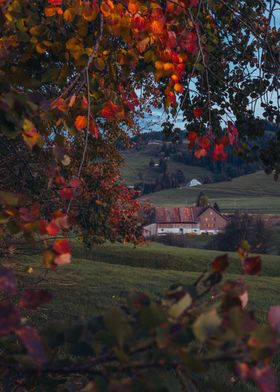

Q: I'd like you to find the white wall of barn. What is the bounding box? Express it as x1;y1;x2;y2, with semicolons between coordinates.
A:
157;227;201;235
157;223;201;235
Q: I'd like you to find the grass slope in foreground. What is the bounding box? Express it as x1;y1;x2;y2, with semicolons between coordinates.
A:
141;171;280;213
12;242;280;391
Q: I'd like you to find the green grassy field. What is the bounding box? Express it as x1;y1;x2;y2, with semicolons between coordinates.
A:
141;171;280;213
121;147;213;185
11;242;280;391
13;241;280;323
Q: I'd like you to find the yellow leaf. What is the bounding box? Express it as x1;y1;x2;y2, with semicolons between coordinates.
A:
22;129;41;148
22;119;41;148
22;118;34;132
29;26;41;36
169;293;192;318
66;37;80;50
36;43;47;54
94;57;106;71
63;8;74;22
61;154;71;166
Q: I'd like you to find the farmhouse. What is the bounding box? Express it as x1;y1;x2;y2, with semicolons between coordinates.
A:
143;205;228;237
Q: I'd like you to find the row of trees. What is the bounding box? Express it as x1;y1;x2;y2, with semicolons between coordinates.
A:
210;212;272;254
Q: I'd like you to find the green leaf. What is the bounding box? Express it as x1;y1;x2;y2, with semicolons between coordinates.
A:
180;350;206;372
103;308;131;348
193;309;221;342
140;303;167;329
169;293;192;318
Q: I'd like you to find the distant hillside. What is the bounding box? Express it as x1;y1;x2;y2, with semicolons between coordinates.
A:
140;171;280;214
120;134;262;194
121;143;214;185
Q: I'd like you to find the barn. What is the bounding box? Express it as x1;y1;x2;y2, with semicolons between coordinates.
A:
143;206;228;237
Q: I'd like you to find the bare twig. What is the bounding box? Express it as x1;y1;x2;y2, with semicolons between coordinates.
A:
66;14;104;214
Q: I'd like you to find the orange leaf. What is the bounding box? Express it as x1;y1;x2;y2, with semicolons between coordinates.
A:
82;1;99;21
100;1;113;17
63;8;74;22
68;94;76;108
128;0;139;14
45;6;63;17
75;115;87;129
151;20;164;35
54;253;71;266
194;148;207;159
174;83;183;93
46;221;60;236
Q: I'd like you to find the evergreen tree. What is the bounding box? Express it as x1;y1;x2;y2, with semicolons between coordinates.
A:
196;192;210;207
213;202;221;213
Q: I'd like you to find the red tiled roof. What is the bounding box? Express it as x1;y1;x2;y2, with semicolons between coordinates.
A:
155;207;206;223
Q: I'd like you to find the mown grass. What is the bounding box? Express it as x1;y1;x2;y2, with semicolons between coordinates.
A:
142;171;280;213
9;242;280;391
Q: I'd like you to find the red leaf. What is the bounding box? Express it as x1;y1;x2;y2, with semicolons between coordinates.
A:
69;178;81;188
237;363;277;392
19;207;33;222
133;14;147;31
39;220;48;234
243;256;262;275
193;107;203;118
186;31;197;53
216;135;229;147
53;239;71;254
211;254;229;273
167;31;177;49
268;305;280;333
16;326;48;366
236;362;251;379
187;131;198;148
54;175;67;186
48;0;62;4
0;301;20;336
19;289;52;309
212;143;228;161
0;267;16;295
59;187;73;200
198;135;211;149
89;119;99;138
251;365;277;392
46;221;60;236
100;101;124;121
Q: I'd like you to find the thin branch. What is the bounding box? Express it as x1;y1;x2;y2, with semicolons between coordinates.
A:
66;14;104;214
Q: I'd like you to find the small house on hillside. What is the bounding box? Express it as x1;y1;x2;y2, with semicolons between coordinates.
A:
187;179;202;187
143;205;228;237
